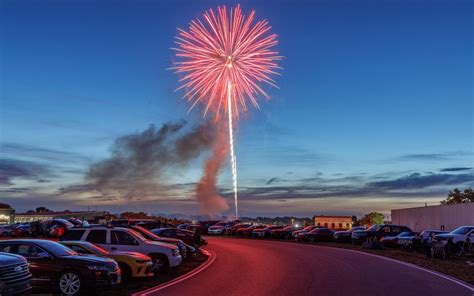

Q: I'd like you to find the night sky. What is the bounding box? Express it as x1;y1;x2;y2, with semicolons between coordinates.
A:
1;0;472;218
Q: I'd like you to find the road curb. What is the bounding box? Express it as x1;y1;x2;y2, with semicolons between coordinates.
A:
132;249;216;296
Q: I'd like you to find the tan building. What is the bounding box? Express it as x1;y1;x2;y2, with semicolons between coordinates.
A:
314;215;353;230
0;208;15;224
391;203;474;232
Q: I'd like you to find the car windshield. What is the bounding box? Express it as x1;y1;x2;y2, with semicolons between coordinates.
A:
450;226;474;235
127;229;147;242
134;226;161;239
367;225;381;231
215;222;227;226
85;243;109;255
38;240;78;257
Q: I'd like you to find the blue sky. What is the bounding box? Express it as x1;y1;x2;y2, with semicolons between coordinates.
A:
1;0;472;218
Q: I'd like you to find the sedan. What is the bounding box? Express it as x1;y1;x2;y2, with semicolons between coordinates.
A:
297;228;334;242
0;239;120;295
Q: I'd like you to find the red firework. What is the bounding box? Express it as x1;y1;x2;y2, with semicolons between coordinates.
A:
172;4;281;118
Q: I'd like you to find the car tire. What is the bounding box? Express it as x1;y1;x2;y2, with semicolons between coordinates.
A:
118;263;132;282
309;237;315;243
58;271;82;296
151;254;170;274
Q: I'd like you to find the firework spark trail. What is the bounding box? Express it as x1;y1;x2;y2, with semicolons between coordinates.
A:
227;81;238;218
172;5;280;218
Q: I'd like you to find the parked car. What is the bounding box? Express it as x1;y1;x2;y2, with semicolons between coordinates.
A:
418;230;448;248
60;241;153;280
252;225;285;238
0;251;32;295
0;239;120;295
60;227;182;273
196;220;220;234
0;224;13;237
433;226;474;250
381;231;416;248
67;218;90;227
334;226;366;243
292;226;323;239
235;225;266;237
40;219;75;238
297;228;334;242
123;225;195;259
151;228;205;248
351;224;412;244
11;224;31;238
271;226;302;239
229;223;252;235
207;222;228;235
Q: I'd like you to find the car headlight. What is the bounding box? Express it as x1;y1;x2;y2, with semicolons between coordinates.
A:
173;248;179;256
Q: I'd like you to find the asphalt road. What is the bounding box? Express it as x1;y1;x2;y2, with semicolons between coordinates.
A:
147;237;473;296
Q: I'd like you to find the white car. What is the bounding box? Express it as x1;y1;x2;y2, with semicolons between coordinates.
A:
434;226;474;245
208;222;227;235
61;226;182;272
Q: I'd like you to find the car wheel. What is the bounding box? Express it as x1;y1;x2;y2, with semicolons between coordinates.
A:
151;254;169;273
58;271;82;296
309;237;315;243
118;263;132;281
285;234;291;240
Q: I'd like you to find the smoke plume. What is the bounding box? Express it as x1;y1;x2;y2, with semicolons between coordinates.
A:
86;121;215;200
196;126;230;216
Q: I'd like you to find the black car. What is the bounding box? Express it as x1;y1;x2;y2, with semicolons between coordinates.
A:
39;219;75;238
297;228;334;242
152;228;205;248
351;224;412;244
0;239;120;295
0;252;32;296
334;226;366;243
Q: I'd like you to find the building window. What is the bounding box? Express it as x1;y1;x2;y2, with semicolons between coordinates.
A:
324;223;328;227
339;223;342;229
346;223;350;228
317;223;321;226
331;223;335;229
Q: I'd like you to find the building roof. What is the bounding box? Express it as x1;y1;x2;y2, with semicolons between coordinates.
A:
313;215;353;219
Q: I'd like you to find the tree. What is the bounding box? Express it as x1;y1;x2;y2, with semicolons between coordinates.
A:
441;188;473;205
35;207;51;213
351;215;359;226
359;212;385;226
0;203;12;209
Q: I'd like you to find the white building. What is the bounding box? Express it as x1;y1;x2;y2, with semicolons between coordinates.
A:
391;203;474;232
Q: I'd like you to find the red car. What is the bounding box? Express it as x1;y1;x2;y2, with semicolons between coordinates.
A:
230;223;252;235
235;225;265;237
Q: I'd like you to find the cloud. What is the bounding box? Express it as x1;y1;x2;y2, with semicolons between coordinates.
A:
398;153;449;161
234;171;474;202
440;167;472;172
0;159;51;185
0;143;91;165
397;151;473;162
367;172;473;190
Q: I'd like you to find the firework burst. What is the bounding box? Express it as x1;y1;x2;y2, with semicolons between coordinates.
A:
172;4;281;218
